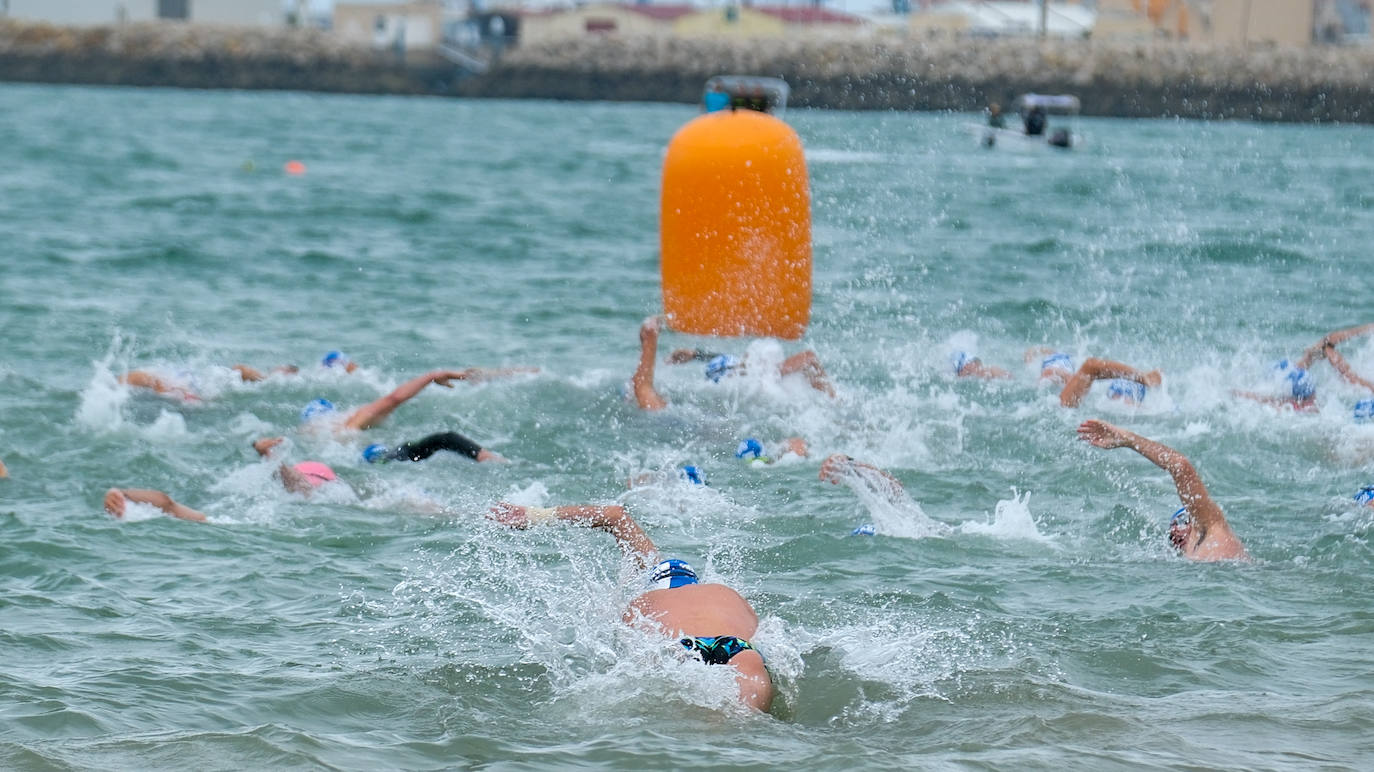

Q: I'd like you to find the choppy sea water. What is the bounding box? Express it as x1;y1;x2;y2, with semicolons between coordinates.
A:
2;82;1373;769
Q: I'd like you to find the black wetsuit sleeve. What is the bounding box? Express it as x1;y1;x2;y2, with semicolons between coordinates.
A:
392;431;484;462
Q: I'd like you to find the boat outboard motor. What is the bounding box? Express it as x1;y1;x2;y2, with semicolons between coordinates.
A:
702;75;790;115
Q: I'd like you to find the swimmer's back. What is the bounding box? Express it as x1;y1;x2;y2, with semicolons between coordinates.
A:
626;583;758;638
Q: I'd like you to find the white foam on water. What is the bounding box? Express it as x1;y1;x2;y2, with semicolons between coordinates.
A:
77;352;132;432
111;500;168;523
833;464;951;540
958;489;1050;543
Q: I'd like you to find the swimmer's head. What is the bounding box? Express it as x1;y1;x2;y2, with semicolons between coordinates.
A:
1354;486;1374;507
292;461;337;487
1287;368;1315;401
735;438;765;460
852;523;876;536
322;350;358;373
1107;379;1146;404
362;443;389;464
300;398;336;423
705;354;738;383
679;465;706;485
950;350;972;375
1354;399;1374;423
1168;506;1191;551
1273;359;1315;402
649;559;699;590
1040;352;1074;378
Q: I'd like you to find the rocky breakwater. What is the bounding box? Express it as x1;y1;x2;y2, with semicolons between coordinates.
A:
0;20;453;94
3;18;1373;123
474;35;1374;123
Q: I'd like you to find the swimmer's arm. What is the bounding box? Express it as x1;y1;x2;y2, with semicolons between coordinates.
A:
104;488;208;523
1322;347;1374;392
633;317;668;411
232;364;266;382
1076;420;1226;532
1230;390;1293;408
1060;358;1160;408
819;454;906;503
119;371;173;394
231;364;300;382
0;458;7;478
489;503;658;568
1297;323;1374;368
345;370;465;430
1321;322;1374;348
276;464;314;495
961;360;1013;380
454;366;539;383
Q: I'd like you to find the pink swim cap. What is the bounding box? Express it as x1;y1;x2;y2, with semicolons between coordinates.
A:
292;461;337;487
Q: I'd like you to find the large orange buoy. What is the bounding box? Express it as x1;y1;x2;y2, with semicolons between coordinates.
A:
660;107;811;340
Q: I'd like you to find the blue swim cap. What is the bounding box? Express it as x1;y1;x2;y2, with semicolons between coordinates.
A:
1287;368;1315;400
649;559;699;590
705;354;738;383
322;350;349;368
851;523;876;536
679;465;706;485
950;351;972;375
300;398;335;422
362;443;389;464
1041;352;1074;374
1107;379;1146;403
735;438;764;459
1354;487;1374;506
1170;506;1189;526
1356;399;1374;422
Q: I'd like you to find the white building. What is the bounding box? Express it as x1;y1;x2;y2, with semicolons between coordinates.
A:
2;0;285;26
910;1;1096;38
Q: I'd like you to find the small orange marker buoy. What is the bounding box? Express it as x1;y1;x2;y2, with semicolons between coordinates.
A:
284;160;306;175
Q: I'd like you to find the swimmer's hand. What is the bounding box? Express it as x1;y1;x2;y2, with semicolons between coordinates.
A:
475;449;508;464
1076;419;1132;449
666;348;700;364
103;488;128;518
819;454;855;484
428;370;470;388
640;315;662;341
253;436;285;458
488;502;533;529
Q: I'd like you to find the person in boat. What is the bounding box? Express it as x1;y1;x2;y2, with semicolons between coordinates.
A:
1077;419;1249;562
1023;105;1047;136
488;500;773;711
632;316;834;411
987;102;1006;129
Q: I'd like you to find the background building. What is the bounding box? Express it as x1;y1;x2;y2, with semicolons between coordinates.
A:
2;0;284;26
334;1;444;49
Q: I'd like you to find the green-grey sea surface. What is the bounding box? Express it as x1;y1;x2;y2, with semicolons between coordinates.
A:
2;83;1373;770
